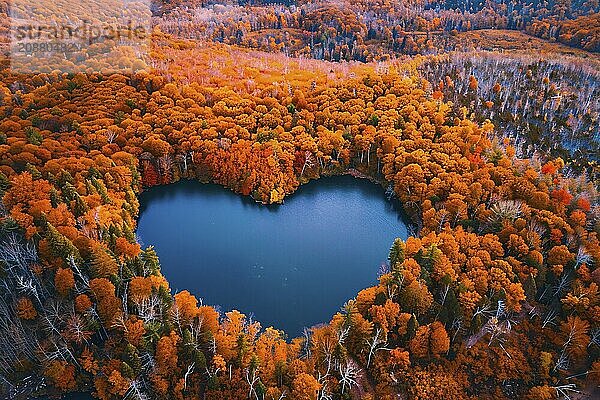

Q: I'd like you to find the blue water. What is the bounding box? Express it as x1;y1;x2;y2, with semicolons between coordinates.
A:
137;176;407;337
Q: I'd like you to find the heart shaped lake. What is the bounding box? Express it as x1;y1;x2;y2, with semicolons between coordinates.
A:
136;175;408;336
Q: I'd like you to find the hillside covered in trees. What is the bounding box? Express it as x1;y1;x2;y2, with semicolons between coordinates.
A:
0;0;599;399
157;0;600;58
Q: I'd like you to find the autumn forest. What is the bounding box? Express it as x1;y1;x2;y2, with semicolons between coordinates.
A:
0;0;599;399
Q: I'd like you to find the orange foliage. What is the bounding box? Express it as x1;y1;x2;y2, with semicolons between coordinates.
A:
44;360;77;391
16;297;37;320
54;267;75;296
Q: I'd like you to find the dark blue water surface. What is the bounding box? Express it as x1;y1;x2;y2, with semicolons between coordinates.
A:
137;176;407;337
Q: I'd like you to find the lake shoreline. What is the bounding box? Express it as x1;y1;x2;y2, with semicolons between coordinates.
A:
136;176;408;337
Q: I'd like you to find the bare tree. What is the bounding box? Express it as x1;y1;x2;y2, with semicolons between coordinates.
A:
300;151;315;178
301;327;312;359
338;359;361;394
124;378;149;400
184;363;195;390
134;294;163;324
365;328;388;368
245;365;261;400
552;383;581;399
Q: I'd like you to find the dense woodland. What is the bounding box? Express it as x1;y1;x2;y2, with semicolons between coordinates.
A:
154;0;600;174
0;0;599;399
157;0;600;58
